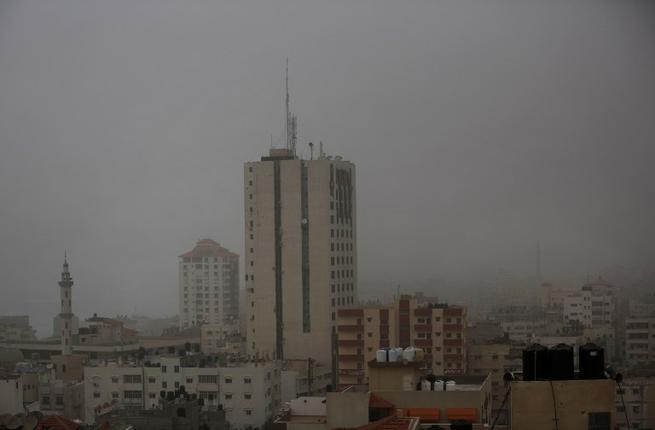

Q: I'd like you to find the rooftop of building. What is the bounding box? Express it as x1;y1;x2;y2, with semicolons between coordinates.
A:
178;238;238;259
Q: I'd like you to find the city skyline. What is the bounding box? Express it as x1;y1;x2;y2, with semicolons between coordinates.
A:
1;0;654;335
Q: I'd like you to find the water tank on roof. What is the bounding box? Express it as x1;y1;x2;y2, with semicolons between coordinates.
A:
579;343;605;379
446;381;457;391
522;343;549;381
548;343;574;380
421;379;432;391
376;349;387;363
388;348;400;362
403;347;416;362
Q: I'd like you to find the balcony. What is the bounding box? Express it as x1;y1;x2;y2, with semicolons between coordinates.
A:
443;339;462;347
444;354;464;361
338;339;364;348
444;307;463;317
339;369;365;376
414;308;432;317
338;325;363;333
338;309;364;318
414;324;432;332
339;354;364;362
414;339;432;348
443;324;463;332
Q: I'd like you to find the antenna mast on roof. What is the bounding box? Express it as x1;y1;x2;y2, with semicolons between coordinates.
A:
285;58;297;157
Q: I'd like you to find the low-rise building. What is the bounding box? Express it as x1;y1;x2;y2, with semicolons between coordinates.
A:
84;356;281;429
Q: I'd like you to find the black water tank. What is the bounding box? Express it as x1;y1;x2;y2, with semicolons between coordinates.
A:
549;343;574;380
579;343;605;379
522;343;549;381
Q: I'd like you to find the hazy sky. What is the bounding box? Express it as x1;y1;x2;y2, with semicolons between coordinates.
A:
1;0;654;334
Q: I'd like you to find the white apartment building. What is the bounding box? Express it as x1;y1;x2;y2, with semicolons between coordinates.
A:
179;239;239;329
562;281;616;329
625;318;655;366
244;148;357;365
84;357;281;429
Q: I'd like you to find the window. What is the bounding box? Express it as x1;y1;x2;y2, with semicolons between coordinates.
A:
224;377;232;384
56;396;64;406
111;376;119;383
112;392;119;399
588;412;610;430
124;391;143;400
243;377;252;384
174;365;180;373
93;392;101;398
244;393;252;399
186;377;193;384
199;375;217;384
123;375;142;384
245;409;252;416
149;393;156;399
162;366;167;373
225;393;233;399
162;382;167;388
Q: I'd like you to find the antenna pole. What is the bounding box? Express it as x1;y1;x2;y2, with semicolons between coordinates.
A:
286;58;290;152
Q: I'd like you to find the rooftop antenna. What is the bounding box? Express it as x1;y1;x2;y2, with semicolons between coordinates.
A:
308;142;314;160
285;58;297;157
285;58;290;152
319;141;325;159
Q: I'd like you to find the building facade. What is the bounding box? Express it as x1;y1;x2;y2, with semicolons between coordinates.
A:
625;317;655;366
335;295;467;388
179;239;239;329
244;148;357;365
84;357;281;430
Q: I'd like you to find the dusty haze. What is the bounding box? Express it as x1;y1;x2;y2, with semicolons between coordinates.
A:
0;0;654;335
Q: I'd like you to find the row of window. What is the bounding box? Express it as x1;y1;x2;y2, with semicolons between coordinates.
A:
332;242;353;252
331;269;354;279
331;255;354;265
331;283;354;293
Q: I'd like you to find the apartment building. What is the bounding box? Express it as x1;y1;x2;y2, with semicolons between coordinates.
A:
179;239;239;329
467;342;521;412
625;317;655;366
244;148;357;365
336;306;396;388
406;301;467;376
84;357;281;429
335;295;467;388
615;377;655;430
0;316;36;342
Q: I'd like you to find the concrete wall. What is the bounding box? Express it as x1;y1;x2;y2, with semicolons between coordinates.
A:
0;376;23;414
510;380;615;430
326;391;369;429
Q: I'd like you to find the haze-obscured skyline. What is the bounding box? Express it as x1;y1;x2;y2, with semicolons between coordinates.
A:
1;0;654;334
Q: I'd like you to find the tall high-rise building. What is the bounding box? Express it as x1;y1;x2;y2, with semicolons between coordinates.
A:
244;148;357;365
178;239;239;329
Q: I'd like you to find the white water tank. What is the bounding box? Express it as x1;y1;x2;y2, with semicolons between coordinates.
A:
421;380;432;391
446;380;457;391
376;349;387;363
403;347;416;362
388;348;399;362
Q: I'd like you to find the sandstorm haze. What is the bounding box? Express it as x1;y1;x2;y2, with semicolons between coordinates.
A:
0;0;654;335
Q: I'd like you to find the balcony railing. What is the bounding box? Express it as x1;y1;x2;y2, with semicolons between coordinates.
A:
443;324;463;332
339;354;364;362
444;339;462;347
414;324;432;332
338;325;364;332
338;339;364;347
